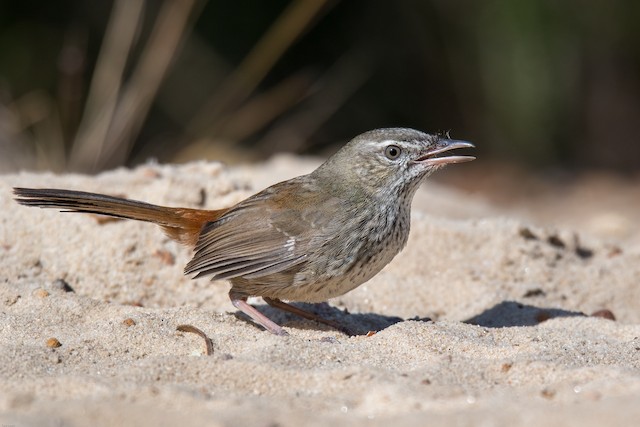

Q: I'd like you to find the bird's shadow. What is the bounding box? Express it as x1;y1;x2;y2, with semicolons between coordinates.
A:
236;301;408;336
236;300;587;335
464;300;586;327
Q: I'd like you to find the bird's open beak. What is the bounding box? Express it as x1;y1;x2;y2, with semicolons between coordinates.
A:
416;139;475;166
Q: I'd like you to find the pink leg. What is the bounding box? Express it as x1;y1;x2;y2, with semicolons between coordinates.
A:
263;297;354;336
230;297;288;336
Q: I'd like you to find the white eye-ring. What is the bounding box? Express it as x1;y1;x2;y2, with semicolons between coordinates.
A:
384;144;401;160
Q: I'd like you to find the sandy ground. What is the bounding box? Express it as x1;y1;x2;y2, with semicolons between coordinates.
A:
1;158;639;426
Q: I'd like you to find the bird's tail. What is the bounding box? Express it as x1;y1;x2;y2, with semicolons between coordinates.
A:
13;187;225;246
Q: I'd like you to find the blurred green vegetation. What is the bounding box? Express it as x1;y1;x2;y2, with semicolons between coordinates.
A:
0;0;639;172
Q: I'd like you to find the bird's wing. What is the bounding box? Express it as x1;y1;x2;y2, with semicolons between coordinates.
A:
184;179;344;281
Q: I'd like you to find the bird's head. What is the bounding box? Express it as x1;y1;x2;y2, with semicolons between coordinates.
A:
316;128;475;198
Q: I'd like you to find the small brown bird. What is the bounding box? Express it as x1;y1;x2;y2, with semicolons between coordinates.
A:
14;128;474;335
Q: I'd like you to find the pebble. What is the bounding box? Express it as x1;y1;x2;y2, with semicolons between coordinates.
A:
34;288;49;298
46;338;62;348
122;318;136;327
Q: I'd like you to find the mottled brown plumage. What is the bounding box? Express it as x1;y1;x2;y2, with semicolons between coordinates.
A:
14;128;474;335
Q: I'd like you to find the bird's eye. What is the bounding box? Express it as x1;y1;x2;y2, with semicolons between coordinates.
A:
384;145;401;160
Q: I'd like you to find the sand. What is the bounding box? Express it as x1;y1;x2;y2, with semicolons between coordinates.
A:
1;158;639;426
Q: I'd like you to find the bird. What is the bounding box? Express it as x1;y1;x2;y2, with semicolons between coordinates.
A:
14;128;474;335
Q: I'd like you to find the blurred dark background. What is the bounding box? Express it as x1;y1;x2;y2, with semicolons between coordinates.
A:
1;0;639;173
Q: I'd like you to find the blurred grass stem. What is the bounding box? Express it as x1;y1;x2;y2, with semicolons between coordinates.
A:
70;0;200;172
187;0;333;138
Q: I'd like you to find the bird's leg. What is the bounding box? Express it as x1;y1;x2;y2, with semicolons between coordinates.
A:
263;297;354;336
230;294;288;336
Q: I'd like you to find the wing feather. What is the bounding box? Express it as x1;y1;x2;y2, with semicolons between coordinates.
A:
184;178;352;283
184;182;313;280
